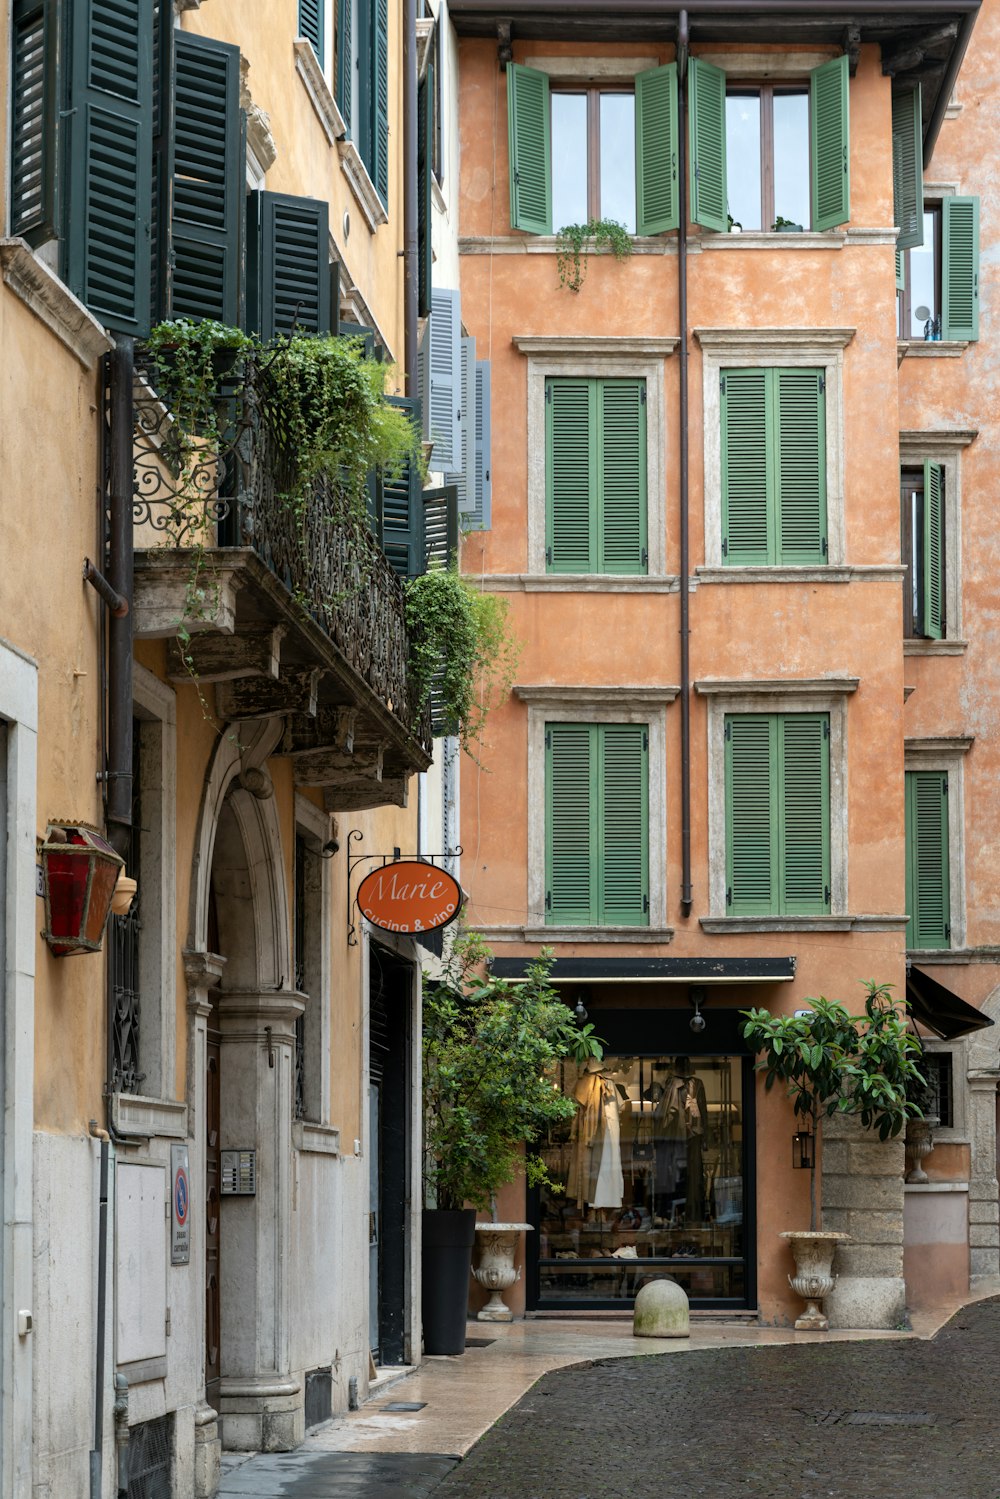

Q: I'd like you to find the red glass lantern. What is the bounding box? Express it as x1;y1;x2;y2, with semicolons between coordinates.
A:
39;823;125;957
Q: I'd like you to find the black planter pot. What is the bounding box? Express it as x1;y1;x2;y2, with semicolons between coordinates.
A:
421;1208;476;1355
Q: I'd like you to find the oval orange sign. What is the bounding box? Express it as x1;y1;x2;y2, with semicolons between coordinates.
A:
356;861;463;935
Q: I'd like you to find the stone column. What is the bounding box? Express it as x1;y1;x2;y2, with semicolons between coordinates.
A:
216;988;305;1453
967;1070;1000;1284
822;1113;906;1329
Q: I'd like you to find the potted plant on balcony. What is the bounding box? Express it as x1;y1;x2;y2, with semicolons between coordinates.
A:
421;931;601;1352
742;982;924;1329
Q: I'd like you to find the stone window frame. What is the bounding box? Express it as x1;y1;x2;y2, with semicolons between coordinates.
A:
917;1040;968;1146
515;684;678;940
694;327;855;572
293;794;339;1155
899;429;976;655
697;678;857;930
513;335;679;582
904;736;971;955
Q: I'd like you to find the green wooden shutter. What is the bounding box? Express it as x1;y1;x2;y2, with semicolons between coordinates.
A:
599;724;648;925
546;724;595;924
776;368;827;565
167;31;241;324
891;87;923;252
299;0;324;66
778;714;830;914
247;191;331;337
336;0;352;126
942;196;980;341
546;378;594;573
11;0;59;243
423;484;459;571
688;57;726;234
64;0;154;335
381;396;424;577
721;368;771;565
507;63;551;235
810;54;850;231
598;380;647;574
726;715;776;913
635;63;678;236
373;0;389;208
923;460;945;641
417;63;433;317
905;771;950;950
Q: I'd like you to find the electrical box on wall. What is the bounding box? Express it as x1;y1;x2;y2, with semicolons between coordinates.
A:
221;1150;256;1195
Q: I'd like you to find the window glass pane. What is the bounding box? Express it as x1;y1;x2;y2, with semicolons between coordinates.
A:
773;92;810;229
599;93;636;234
551;93;588;231
909;209;939;338
725;94;761;231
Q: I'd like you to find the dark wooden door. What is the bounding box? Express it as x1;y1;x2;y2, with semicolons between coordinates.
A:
205;989;222;1411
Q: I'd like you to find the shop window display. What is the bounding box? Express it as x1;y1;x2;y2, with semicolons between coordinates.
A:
535;1054;746;1306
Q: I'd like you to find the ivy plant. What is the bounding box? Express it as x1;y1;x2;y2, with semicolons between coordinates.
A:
555;218;633;293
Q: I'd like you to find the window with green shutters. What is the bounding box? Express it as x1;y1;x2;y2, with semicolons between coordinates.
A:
725;713;830;916
905;771;950;950
900;463;945;640
246;191;332;339
892;87;923;252
721;367;827;566
942;196;980;341
334;0;389;210
545;377;647;575
545;723;649;927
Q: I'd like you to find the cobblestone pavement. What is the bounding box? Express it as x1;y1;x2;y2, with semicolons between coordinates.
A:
436;1298;1000;1499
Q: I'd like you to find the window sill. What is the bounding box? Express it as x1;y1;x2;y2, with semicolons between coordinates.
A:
701;914;909;934
701;227;897;250
292;1120;341;1156
338;140;388;232
903;638;969;656
696;565;905;585
294;38;346;145
460;235;676;256
898;339;971;361
0;238;112;368
475;925;675;944
109;1093;188;1140
480;573;680;593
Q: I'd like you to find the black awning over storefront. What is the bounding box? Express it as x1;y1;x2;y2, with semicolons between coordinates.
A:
488;955;795;984
906;965;995;1040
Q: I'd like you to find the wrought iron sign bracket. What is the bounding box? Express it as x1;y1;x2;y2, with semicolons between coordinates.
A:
346;829;462;945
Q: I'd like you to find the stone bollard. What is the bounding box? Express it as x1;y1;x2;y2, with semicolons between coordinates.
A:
633;1276;690;1339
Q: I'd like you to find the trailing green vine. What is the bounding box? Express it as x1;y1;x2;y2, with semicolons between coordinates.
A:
555;218;632;293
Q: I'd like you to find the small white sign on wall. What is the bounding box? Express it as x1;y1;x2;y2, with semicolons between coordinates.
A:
116;1163;167;1365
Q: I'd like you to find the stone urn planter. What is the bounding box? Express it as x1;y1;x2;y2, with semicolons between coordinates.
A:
472;1223;533;1322
904;1115;939;1183
780;1230;851;1331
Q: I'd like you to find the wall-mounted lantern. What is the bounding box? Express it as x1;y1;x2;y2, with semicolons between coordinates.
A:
39;823;124;957
792;1127;815;1171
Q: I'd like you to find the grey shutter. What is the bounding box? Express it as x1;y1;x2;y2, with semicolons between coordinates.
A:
247;191;331;338
381;396;424;577
429;287;461;469
373;0;389;208
299;0;323;66
448;335;476;513
335;0;352;126
464;359;492;532
11;0;59;243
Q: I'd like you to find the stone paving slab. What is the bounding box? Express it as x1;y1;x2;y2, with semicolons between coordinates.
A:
217;1452;457;1498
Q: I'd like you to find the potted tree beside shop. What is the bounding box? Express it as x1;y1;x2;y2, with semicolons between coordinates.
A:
742;982;924;1329
421;932;601;1352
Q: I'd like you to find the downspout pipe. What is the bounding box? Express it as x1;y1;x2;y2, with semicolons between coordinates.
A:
677;10;692;918
89;1125;111;1499
403;0;419;396
106;336;134;860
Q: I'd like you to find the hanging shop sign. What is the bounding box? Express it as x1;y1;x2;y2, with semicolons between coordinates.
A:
356;861;463;936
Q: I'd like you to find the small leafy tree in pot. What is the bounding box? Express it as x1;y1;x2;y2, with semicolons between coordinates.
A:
742;982;925;1231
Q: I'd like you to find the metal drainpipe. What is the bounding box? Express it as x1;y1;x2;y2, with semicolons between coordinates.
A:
89;1125;111;1499
106;336;135;860
403;0;419;396
677;11;692;917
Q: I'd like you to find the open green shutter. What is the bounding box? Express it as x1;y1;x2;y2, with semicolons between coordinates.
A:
726;715;776;914
64;0;154;335
11;0;59;243
598;380;647;574
381;396;424;577
247;191;330;337
417;64;433;317
507;63;551;235
721;369;771;565
599;725;648;926
336;0;352;126
942;196;980;341
778;714;830;914
906;771;950;950
635;63;678;236
810;54;850;231
546;724;595;924
299;0;324;65
688;57;727;234
891;87;923;251
776;368;827;565
546;378;594;573
923;460;945;640
168;30;241;324
423;485;459;571
373;0;389;208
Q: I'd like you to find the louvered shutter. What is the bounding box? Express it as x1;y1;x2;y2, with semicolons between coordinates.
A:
810;54;850;231
891;87;923;251
600;724;648;925
507;63;551;235
336;0;352;126
11;0;58;243
778;714;830;914
417;65;433;317
635;63;678;236
463;359;492;532
688;57;726;234
381;396;424;577
167;31;241;324
299;0;324;66
423;485;459;571
599;380;647;574
546;378;594;573
721;369;771;565
905;771;950;950
546;724;595;924
923;460;945;641
775;368;827;565
247;191;331;337
896;247;905;294
942;196;980;341
428;287;461;468
447;335;476;512
726;715;775;914
64;0;154;335
373;0;389;208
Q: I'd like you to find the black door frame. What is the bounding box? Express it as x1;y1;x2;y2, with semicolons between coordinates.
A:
369;943;413;1365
